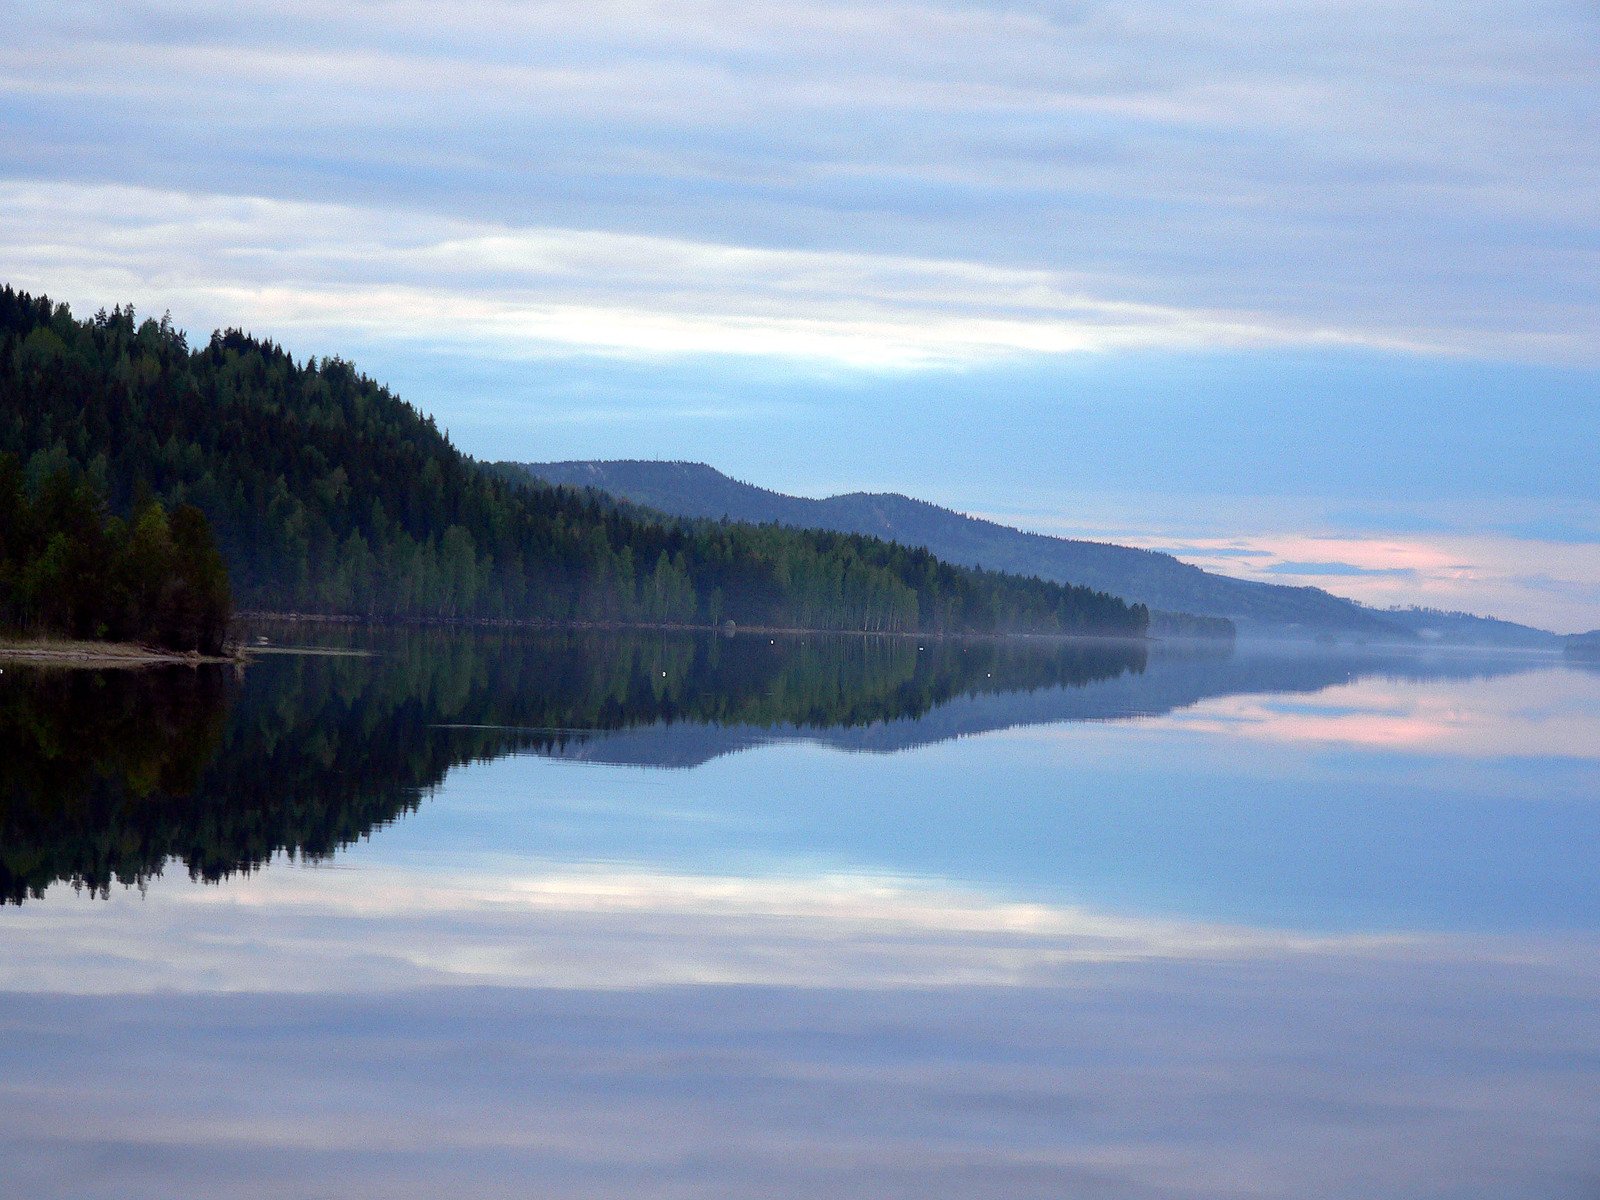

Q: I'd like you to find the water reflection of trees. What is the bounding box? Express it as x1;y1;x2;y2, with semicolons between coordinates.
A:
0;631;1147;902
0;667;232;902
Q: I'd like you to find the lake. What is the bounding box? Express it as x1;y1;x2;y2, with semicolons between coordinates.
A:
3;627;1599;1198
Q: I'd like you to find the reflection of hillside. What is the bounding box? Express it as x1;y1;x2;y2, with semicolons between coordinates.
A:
0;667;232;901
0;629;1552;901
535;644;1551;767
0;631;1145;901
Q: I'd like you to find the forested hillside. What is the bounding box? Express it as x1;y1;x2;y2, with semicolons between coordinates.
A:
0;287;1145;638
511;461;1403;636
515;460;1551;643
1380;606;1558;649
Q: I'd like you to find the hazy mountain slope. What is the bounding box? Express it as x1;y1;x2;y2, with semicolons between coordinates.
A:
517;461;1562;647
513;461;1409;638
1381;607;1559;649
1567;631;1600;660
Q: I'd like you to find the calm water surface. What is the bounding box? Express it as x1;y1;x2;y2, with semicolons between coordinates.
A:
3;629;1599;1197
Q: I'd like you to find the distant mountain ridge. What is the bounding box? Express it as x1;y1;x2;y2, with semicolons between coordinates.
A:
510;460;1558;647
1567;631;1600;660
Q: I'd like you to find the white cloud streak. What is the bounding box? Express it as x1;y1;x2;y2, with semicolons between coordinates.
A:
0;180;1426;367
3;1;1598;362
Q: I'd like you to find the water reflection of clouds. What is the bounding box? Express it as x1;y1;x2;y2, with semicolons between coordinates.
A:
3;890;1599;1198
1145;667;1600;758
0;863;1564;996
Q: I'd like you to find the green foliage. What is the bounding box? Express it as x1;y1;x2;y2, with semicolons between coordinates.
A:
0;286;1145;637
0;453;231;653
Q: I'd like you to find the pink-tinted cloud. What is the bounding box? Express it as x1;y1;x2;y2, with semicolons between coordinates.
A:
1109;530;1600;632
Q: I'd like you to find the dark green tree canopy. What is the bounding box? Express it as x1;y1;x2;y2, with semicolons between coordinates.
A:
0;451;231;654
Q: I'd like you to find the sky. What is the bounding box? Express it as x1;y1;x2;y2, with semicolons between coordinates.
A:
2;1;1598;628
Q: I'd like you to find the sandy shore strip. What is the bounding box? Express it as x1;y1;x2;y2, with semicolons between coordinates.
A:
0;639;239;668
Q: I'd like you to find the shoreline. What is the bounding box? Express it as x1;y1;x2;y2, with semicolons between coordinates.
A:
0;638;242;669
234;611;1155;644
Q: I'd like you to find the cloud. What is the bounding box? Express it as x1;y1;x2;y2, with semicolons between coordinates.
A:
1261;561;1416;578
1144;544;1276;559
0;180;1430;369
1086;527;1600;632
1512;573;1600;603
1;0;1598;362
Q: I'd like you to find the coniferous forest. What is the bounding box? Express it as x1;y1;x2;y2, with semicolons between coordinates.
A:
0;454;232;654
0;286;1147;638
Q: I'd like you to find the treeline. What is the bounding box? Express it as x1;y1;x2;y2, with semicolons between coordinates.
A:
0;286;1146;638
1148;609;1236;640
0;453;231;654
